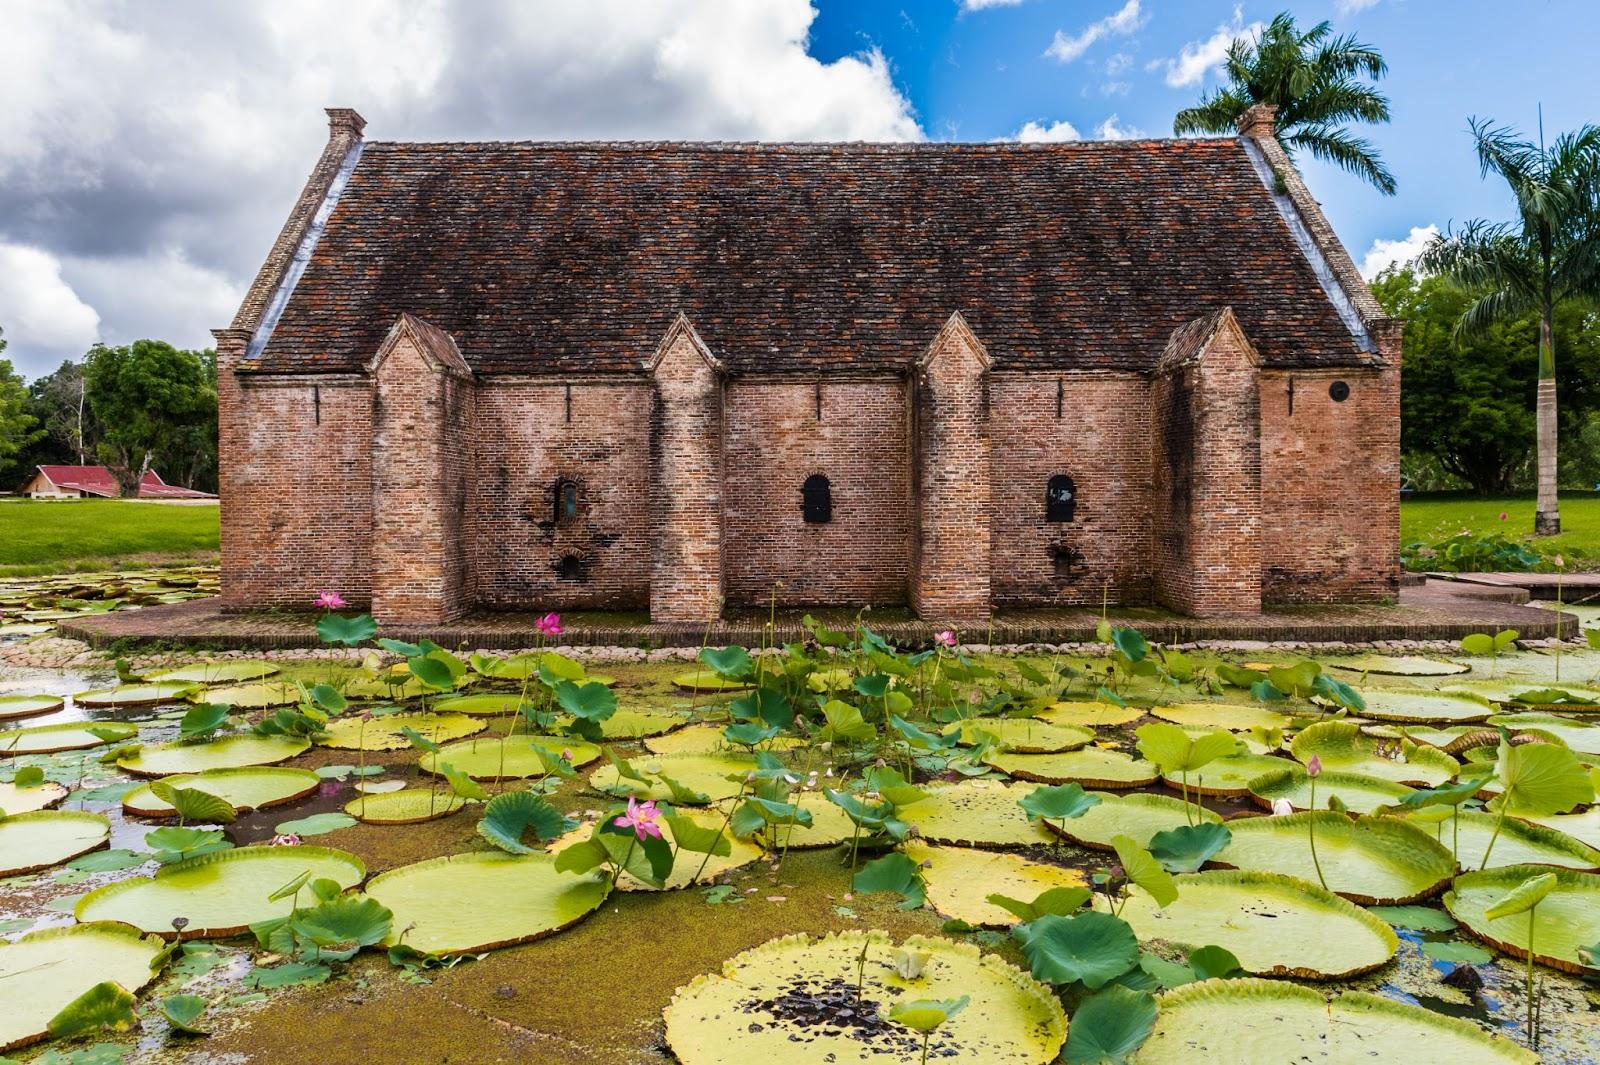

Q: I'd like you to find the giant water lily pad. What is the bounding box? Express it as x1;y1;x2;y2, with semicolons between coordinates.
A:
0;923;163;1053
1161;752;1287;797
1359;689;1495;725
344;788;472;824
0;810;110;875
1401;809;1600;870
365;851;609;955
1328;654;1471;677
943;717;1094;753
1447;679;1600;710
1112;870;1397;979
1522;806;1600;850
905;841;1086;927
1445;865;1600;974
146;661;280;684
1247;767;1416;815
645;724;803;757
903;781;1055;847
122;767;321;817
76;845;366;938
1;720;137;754
985;747;1158;788
593;708;690;739
1289;721;1458;787
1361;723;1481;749
1151;703;1290;732
664;931;1066;1065
1045;791;1220;851
725;790;857;849
588;752;755;803
1488;712;1600;756
672;671;752;692
0;694;64;721
430;692;538;716
1038;701;1143;728
319;712;486;750
421;735;601;781
1214;812;1456;904
0;777;68;814
118;734;309;776
553;809;761;891
198;682;302;708
75;682;197;707
1134;978;1536;1064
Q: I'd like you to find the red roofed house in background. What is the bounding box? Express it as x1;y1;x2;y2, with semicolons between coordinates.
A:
214;104;1399;626
24;465;217;501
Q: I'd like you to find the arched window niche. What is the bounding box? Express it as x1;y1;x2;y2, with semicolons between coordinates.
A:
801;474;833;524
553;478;580;525
1045;474;1076;523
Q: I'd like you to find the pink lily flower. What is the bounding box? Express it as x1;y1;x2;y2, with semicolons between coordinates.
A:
1306;754;1323;778
270;833;302;847
613;797;663;841
313;591;347;610
933;630;957;649
536;612;564;637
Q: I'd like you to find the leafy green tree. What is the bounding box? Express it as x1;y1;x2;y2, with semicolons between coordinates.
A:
84;340;215;497
23;359;93;468
1172;12;1395;194
0;327;45;489
1419;119;1600;534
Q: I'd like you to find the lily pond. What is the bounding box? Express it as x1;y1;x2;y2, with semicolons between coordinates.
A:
2;586;1600;1062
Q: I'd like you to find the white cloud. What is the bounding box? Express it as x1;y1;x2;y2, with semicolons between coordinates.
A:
1045;1;1146;64
0;0;923;380
0;243;102;378
960;0;1024;10
1011;120;1083;143
1157;7;1263;88
1360;224;1440;279
1095;115;1145;140
1337;0;1381;12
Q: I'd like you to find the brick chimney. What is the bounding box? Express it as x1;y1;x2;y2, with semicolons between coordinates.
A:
1236;103;1279;140
325;107;367;140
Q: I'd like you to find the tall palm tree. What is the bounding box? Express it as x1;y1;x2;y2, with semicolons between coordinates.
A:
1173;12;1395;194
1420;119;1600;536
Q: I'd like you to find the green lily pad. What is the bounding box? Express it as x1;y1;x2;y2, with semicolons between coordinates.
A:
903;781;1055;847
1328;654;1471;677
645;724;803;757
197;682;301;709
1488;712;1600;756
319;712;486;751
122;767;320;817
0;810;111;876
1135;978;1537;1063
671;671;753;692
0;694;65;721
273;812;357;837
1160;752;1287;798
1359;689;1496;725
145;661;279;684
1400;809;1600;870
0;721;137;755
985;747;1159;788
1521;806;1600;850
1247;767;1416;814
1421;940;1495;964
364;851;610;955
75;845;366;938
724;790;857;849
117;735;310;777
1360;723;1481;748
588;752;756;803
1214;812;1456;905
344;788;473;824
1447;679;1600;710
553;808;760;891
1044;792;1220;852
0;777;69;814
1037;701;1143;728
1444;864;1600;975
664;931;1066;1065
74;682;197;708
1289;721;1458;787
1150;703;1290;732
429;692;540;717
421;735;601;781
592;708;690;739
1368;904;1458;931
943;717;1095;753
0;924;163;1053
905;841;1086;928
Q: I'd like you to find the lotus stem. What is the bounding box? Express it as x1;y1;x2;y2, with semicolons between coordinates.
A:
855;937;869;1003
920;1032;931;1065
613;836;637;890
1181;770;1192;827
1523;906;1539;1048
692;779;746;883
1480;804;1509;871
1307;783;1329;891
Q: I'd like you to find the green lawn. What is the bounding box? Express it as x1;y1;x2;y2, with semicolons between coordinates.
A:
1401;492;1600;567
0;499;219;573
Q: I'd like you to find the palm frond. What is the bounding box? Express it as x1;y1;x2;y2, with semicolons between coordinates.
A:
1288;126;1397;195
1173;91;1248;136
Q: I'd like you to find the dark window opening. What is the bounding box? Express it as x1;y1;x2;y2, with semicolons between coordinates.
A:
557;554;583;581
1052;543;1085;578
801;474;833;523
1329;380;1351;402
1046;475;1076;522
553;478;580;524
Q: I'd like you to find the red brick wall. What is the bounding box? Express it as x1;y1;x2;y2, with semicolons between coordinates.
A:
989;374;1153;606
722;380;912;606
649;327;724;621
468;381;653;610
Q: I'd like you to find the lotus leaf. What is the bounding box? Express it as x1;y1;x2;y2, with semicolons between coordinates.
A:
1146;822;1232;873
191;682;301;708
74;682;197;707
1160;751;1286;797
0;694;64;721
985;747;1159;788
477;790;572;853
1444;865;1600;974
1215;812;1456;904
319;712;486;751
1015;910;1140;989
421;735;601;781
1038;701;1143;727
1403;809;1600;870
430;692;539;716
0;923;162;1053
664;931;1066;1065
943;717;1094;753
1495;739;1595;814
75;845;365;937
1357;688;1495;724
1489;712;1600;755
1150;703;1290;732
1247;767;1416;814
1134;978;1536;1063
1289;721;1458;787
159;993;210;1035
0;777;68;814
1328;654;1471;677
1111;870;1397;979
904;841;1086;927
1044;792;1221;852
588;752;754;803
671;671;752;692
122;767;320;817
554;808;760;890
0;720;137;754
903;781;1056;847
0;810;111;876
365;851;609;955
118;734;309;776
146;661;280;684
1064;986;1158;1065
344;787;472;824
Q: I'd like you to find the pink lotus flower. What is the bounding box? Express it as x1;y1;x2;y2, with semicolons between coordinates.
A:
933;630;957;649
1306;755;1323;778
313;591;347;610
1271;798;1295;817
1499;512;1508;521
536;612;563;637
613;797;663;841
270;833;302;847
561;748;575;762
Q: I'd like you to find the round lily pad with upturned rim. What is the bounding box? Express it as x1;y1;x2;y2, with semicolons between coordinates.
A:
75;845;366;938
1037;701;1143;728
195;682;301;709
121;767;321;817
1160;751;1288;798
1521;806;1600;850
1360;723;1481;749
430;692;539;717
0;923;163;1053
587;751;755;803
903;780;1055;847
0;810;110;876
1327;654;1471;677
344;787;473;824
1213;811;1456;905
1488;712;1600;756
420;735;601;781
117;734;309;777
1397;809;1600;871
943;717;1094;753
145;661;280;684
1359;689;1496;725
1289;721;1459;787
1110;869;1398;979
724;790;856;849
905;841;1086;927
364;851;609;955
1133;977;1537;1064
664;931;1067;1065
985;747;1158;788
318;712;486;751
551;808;762;891
1246;767;1416;815
1;720;137;755
1044;791;1220;851
1446;679;1600;711
74;682;197;708
592;708;690;739
1151;703;1290;732
671;671;752;692
0;777;69;814
1444;864;1600;975
0;694;64;722
645;724;803;757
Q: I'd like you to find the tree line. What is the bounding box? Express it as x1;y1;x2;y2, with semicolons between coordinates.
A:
0;329;219;496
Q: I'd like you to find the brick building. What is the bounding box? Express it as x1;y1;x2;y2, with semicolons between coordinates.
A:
215;105;1399;625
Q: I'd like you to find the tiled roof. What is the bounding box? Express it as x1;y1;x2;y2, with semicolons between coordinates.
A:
251;138;1374;375
36;466;215;499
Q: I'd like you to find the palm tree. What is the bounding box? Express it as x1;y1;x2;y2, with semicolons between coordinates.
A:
1420;118;1600;536
1173;12;1395;195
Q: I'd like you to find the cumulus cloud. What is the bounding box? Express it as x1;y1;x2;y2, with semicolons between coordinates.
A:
0;0;922;379
1360;224;1440;279
1011;120;1083;143
1337;0;1381;12
1045;1;1146;64
1156;7;1263;88
1095;115;1145;140
960;0;1024;10
0;243;102;378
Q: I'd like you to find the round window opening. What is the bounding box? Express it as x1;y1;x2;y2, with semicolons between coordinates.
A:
1329;380;1351;402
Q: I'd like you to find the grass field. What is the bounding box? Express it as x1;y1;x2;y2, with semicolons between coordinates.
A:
0;498;219;574
1401;492;1600;566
